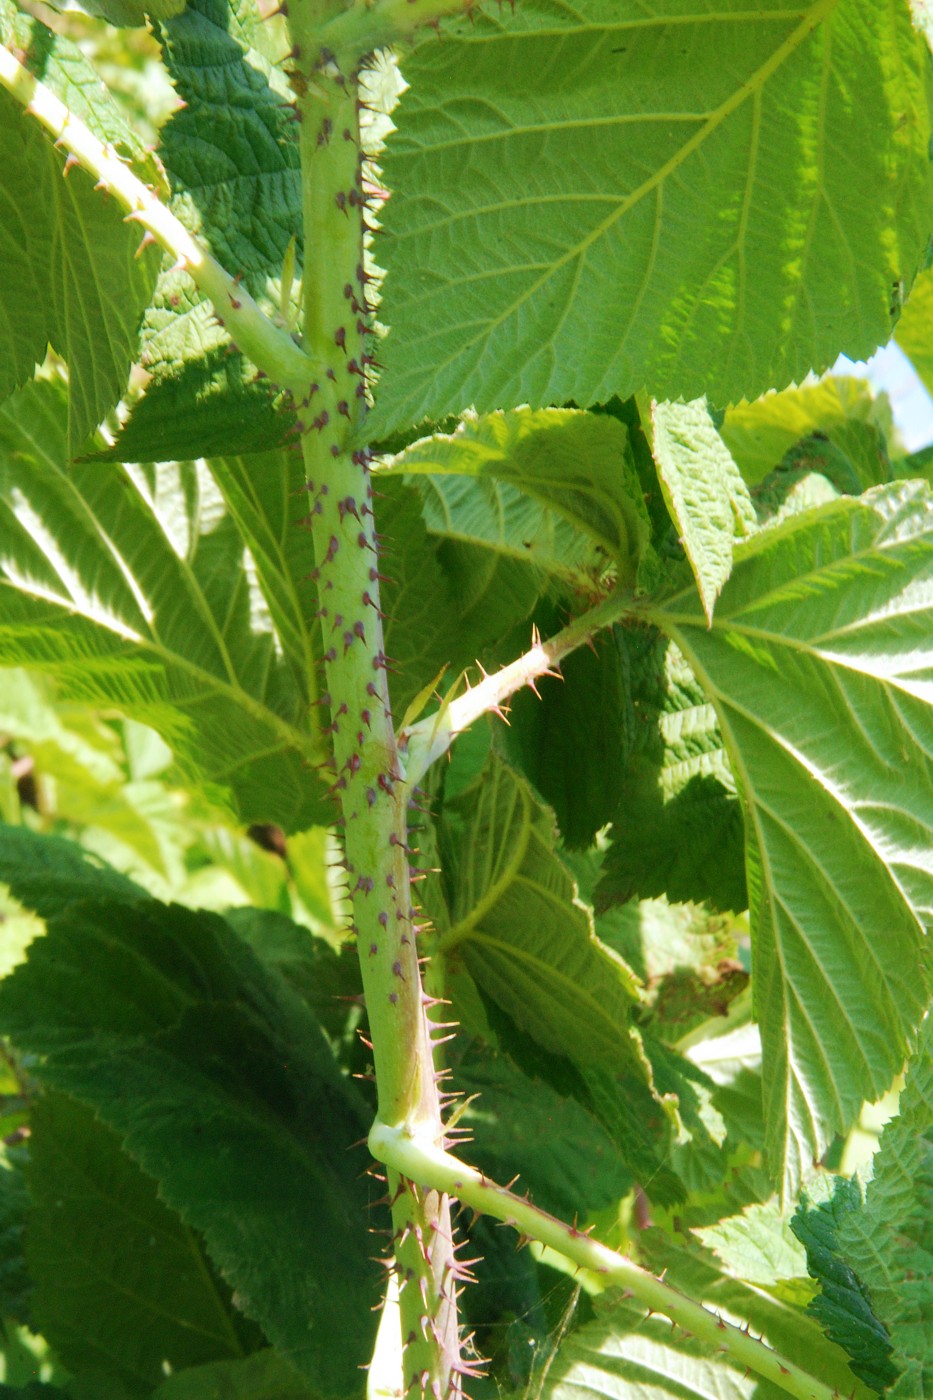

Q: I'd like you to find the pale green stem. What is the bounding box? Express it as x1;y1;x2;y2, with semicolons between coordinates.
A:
402;588;634;786
285;22;462;1389
369;1123;840;1400
0;42;319;399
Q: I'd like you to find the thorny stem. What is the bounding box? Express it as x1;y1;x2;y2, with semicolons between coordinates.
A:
369;1124;841;1400
0;43;319;399
402;587;635;786
285;18;462;1393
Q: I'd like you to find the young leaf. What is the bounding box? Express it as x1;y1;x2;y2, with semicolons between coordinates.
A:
26;1093;257;1394
384;408;653;593
648;480;933;1194
695;1198;808;1289
0;379;327;832
0;830;382;1398
648;400;756;622
0;5;161;455
371;0;933;434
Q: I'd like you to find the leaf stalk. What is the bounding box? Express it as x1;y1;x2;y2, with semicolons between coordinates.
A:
369;1121;840;1400
402;588;635;785
0;42;319;399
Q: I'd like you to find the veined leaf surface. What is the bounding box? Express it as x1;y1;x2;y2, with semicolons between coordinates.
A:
0;4;161;455
0;379;326;831
648;481;933;1193
384;409;651;591
371;0;933;434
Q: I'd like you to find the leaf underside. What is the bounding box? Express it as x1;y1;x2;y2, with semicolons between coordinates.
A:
653;481;933;1193
371;0;933;435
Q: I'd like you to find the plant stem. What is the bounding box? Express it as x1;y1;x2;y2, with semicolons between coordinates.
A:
402;588;635;785
286;28;462;1394
0;42;318;398
369;1123;840;1400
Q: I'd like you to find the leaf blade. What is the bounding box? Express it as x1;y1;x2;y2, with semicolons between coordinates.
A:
651;482;933;1193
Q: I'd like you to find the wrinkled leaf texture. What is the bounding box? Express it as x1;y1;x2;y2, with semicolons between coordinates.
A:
0;1;161;455
371;0;933;435
0;827;381;1398
649;481;933;1194
0;378;327;831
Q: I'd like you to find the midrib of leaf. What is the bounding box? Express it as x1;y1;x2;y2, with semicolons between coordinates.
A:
401;0;837;370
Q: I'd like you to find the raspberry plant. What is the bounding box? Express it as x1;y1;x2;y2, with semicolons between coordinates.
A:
0;1;931;1398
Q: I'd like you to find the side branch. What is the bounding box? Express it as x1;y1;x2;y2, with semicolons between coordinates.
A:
0;43;318;398
369;1122;839;1400
402;588;634;786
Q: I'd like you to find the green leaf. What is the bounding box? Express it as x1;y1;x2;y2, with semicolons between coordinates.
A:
26;1093;257;1395
74;0;185;28
896;264;933;401
109;0;301;459
376;478;463;718
435;753;689;1200
635;1226;877;1400
696;1198;807;1289
371;0;933;434
384;409;654;592
648;400;756;622
0;378;327;832
596;631;747;917
592;891;749;1047
0;1156;31;1327
540;1293;759;1400
454;1045;633;1220
0;851;381;1399
834;1013;933;1398
791;1176;899;1396
721;377;897;487
649;481;933;1194
503;619;636;849
97;349;296;465
0;671;185;881
153;1351;313;1400
438;753;643;1071
752;430;896;528
0;8;161;455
